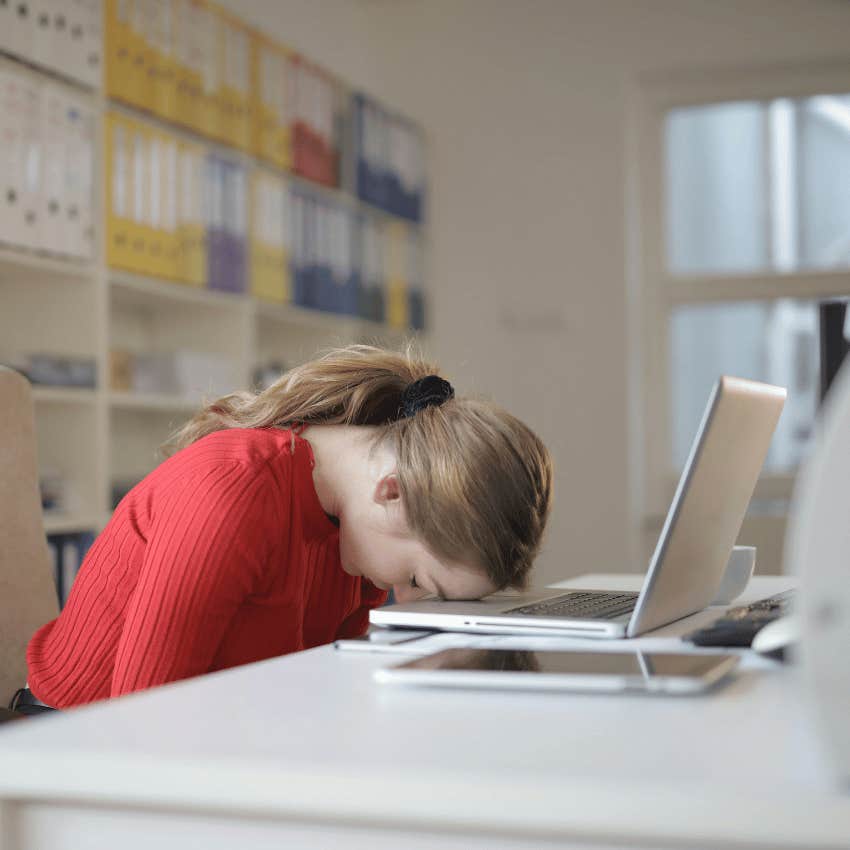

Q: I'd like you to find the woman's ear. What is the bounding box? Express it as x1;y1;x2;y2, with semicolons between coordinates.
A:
374;473;402;506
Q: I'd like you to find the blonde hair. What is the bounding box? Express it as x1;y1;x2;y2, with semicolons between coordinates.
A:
161;345;552;590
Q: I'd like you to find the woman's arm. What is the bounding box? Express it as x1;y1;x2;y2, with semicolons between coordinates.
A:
334;580;389;640
111;461;279;697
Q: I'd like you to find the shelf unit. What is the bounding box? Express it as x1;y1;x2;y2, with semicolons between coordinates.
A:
32;387;98;405
0;50;427;540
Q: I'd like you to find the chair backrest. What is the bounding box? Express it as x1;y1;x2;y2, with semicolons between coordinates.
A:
0;367;59;707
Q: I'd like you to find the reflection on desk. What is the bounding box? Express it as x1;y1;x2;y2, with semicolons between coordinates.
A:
0;573;847;850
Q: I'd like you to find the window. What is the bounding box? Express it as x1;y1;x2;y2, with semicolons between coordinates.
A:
670;299;818;472
631;65;850;555
666;94;850;277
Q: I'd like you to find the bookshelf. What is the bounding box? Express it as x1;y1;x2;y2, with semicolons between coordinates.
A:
0;5;428;562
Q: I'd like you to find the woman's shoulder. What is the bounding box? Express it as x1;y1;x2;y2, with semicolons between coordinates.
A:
185;427;300;468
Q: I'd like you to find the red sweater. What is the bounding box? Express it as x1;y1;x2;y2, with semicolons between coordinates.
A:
27;428;387;708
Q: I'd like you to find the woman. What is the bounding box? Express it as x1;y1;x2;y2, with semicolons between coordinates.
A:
23;345;553;709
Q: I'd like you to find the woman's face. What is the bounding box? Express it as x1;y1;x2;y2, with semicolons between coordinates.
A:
338;474;496;603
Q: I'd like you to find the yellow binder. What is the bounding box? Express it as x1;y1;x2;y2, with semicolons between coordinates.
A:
154;127;180;280
105;111;134;271
219;10;251;151
150;0;178;122
251;34;291;171
385;220;409;330
127;0;153;110
105;0;134;103
197;0;223;141
249;169;288;303
129;118;153;274
173;0;204;133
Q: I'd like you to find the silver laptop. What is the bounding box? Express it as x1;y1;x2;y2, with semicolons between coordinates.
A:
371;376;786;639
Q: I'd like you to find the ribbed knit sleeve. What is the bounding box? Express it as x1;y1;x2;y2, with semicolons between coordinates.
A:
110;460;278;697
334;580;389;640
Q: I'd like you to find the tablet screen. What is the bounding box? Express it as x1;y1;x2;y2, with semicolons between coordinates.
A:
400;648;735;679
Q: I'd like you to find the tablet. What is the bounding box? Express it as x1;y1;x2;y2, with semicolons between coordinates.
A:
374;648;739;694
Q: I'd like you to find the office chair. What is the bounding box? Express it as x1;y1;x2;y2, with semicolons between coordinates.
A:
0;367;59;709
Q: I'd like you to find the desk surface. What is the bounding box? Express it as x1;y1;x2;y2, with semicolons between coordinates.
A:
0;574;847;849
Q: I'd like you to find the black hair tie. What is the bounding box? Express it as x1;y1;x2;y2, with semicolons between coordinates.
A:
400;375;455;418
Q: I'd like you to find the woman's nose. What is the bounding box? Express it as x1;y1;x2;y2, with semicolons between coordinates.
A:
391;584;432;604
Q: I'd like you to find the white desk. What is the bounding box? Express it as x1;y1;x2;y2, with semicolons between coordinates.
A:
0;574;847;850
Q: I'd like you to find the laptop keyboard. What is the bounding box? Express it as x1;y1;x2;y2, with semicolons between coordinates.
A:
504;591;639;621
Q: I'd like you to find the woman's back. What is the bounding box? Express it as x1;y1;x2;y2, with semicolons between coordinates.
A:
27;428;384;708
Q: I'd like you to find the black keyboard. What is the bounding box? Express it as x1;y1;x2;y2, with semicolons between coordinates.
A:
683;590;795;648
504;591;639;621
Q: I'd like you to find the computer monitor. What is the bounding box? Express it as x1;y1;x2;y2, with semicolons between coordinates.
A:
818;299;850;403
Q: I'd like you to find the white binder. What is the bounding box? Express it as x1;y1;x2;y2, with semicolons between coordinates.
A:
162;133;178;276
39;83;66;254
63;91;96;258
68;0;103;88
0;71;23;248
0;71;43;251
0;2;17;57
31;0;58;74
0;0;36;68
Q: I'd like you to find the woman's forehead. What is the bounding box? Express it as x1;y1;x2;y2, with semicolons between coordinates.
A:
424;552;495;600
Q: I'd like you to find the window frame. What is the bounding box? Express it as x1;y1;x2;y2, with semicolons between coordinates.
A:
628;61;850;541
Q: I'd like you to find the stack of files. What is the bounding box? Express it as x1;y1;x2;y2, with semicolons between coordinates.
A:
352;92;426;223
219;8;252;151
290;189;359;315
107;0;223;142
251;33;291;171
291;55;341;188
0;0;102;90
23;353;97;387
128;348;238;399
204;153;247;293
106;0;183;120
249;169;290;304
0;69;95;259
105;110;180;278
384;220;410;331
354;213;386;324
176;138;207;286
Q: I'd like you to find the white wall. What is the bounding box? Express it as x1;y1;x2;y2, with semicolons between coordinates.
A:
221;0;850;585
